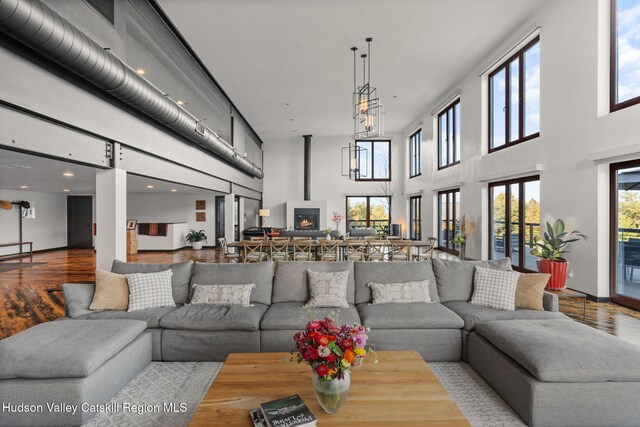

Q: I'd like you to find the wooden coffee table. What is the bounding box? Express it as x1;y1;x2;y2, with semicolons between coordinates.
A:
190;351;469;426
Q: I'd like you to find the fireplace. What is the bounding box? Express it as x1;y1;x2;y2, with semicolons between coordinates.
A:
294;208;320;230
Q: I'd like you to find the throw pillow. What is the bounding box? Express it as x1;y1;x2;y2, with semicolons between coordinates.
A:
306;270;350;308
89;269;129;310
470;266;521;311
190;284;255;306
516;273;551;311
126;270;175;312
368;280;432;304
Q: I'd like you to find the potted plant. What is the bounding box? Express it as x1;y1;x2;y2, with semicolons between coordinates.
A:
186;229;207;250
531;219;587;289
323;228;333;240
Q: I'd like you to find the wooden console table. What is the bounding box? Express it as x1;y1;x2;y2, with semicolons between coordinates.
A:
0;241;33;260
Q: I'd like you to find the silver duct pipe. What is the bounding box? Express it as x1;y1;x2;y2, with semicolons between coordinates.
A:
0;0;264;179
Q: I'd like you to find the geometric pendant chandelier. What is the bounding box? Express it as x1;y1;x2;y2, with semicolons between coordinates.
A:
351;37;384;139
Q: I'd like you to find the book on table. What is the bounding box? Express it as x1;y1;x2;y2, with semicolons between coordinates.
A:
250;394;316;427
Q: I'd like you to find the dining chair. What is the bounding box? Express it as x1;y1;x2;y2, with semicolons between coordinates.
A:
367;240;389;261
292;236;312;241
345;240;367;261
248;236;266;241
344;236;362;241
270;236;290;241
243;241;268;263
389;241;411;261
412;237;437;262
218;237;240;263
269;240;290;262
386;236;402;240
318;239;340;262
292;240;314;261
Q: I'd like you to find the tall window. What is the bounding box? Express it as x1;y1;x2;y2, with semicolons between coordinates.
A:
409;129;422;178
611;0;640;111
438;99;460;169
346;196;391;235
438;188;460;253
355;140;391;181
489;176;540;271
409;196;422;240
610;159;640;310
489;37;540;151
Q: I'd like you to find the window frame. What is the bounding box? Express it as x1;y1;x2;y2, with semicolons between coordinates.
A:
437;188;460;254
488;36;540;153
345;195;392;235
610;0;640;112
409;129;422;178
409;195;422;240
355;139;391;182
488;175;540;272
437;99;461;169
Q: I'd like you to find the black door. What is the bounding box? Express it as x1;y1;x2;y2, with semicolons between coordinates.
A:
67;196;93;248
215;196;225;246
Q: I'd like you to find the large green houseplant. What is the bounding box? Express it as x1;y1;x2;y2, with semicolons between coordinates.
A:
186;229;207;250
530;219;587;289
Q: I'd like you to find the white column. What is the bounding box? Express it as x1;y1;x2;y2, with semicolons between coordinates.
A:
225;193;236;242
238;197;246;230
96;168;127;270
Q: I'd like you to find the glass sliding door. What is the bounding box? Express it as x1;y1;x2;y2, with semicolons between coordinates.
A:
438;188;460;254
611;160;640;310
346;195;391;235
409;196;422;240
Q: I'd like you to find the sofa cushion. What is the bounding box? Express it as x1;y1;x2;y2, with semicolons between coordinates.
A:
126;270;175;312
260;302;361;330
475;319;640;382
111;260;193;304
432;258;512;303
516;273;550;311
355;261;439;304
75;306;178;328
470;267;521;311
272;261;355;304
443;301;568;331
0;319;146;379
357;302;463;329
89;270;129;310
190;284;255;307
190;261;273;305
159;303;268;332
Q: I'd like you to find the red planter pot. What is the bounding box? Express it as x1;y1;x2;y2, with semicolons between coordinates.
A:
536;259;568;289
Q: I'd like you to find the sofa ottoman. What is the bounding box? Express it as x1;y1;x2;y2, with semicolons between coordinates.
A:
468;319;640;427
0;319;151;426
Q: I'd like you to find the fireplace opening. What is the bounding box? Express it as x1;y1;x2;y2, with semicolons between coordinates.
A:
294;208;320;230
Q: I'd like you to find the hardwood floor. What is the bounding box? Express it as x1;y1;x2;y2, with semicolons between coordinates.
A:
1;248;640;346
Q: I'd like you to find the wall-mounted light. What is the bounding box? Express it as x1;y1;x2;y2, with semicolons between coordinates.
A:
136;68;146;75
63;189;70;192
146;185;154;189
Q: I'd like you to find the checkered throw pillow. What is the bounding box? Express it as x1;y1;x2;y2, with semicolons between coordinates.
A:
470;266;521;311
126;270;175;312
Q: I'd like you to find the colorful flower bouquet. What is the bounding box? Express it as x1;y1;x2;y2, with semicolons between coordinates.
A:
292;316;374;413
330;212;343;229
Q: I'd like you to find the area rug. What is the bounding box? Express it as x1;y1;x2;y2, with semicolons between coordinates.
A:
0;262;45;273
84;361;523;426
86;362;222;427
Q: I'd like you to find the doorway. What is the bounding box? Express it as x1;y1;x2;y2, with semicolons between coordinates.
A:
67;196;93;248
215;196;225;246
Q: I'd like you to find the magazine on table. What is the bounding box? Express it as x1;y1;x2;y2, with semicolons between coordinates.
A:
253;394;316;427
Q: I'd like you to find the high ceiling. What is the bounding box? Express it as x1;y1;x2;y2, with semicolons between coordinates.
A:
157;0;548;142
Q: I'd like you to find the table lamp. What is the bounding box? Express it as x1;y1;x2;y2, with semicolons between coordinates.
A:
259;209;270;227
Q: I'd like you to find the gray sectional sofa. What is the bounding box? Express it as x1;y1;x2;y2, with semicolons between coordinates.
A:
62;257;565;362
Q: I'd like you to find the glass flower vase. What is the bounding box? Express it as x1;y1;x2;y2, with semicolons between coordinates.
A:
312;371;351;413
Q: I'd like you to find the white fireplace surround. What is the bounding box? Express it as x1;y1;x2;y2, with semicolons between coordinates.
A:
286;201;327;230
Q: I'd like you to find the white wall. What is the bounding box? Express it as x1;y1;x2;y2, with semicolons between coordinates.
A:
127;193;218;247
402;0;640;297
263;134;406;236
0;190;67;256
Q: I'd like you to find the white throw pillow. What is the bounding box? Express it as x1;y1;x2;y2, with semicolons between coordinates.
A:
306;270;350;308
126;270;175;312
470;266;521;311
368;280;432;304
190;284;255;306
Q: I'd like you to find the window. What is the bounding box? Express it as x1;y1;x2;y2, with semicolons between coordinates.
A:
438;99;460;168
346;196;391;235
409;196;422;240
611;0;640;111
489;37;540;151
489;176;540;271
409;129;422;177
355;140;391;181
437;188;460;253
610;159;640;310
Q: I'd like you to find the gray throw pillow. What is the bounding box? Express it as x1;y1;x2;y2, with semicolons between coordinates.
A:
306;270;350;308
368;280;432;304
126;270;175;312
190;284;255;307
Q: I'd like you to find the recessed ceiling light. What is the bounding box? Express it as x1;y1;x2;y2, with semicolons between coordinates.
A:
284;103;290;106
289;118;294;121
136;68;146;75
20;185;28;189
176;100;188;106
171;189;177;192
63;172;74;177
63;189;70;192
146;185;154;189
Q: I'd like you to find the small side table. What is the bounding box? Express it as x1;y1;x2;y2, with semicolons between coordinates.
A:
547;288;587;322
